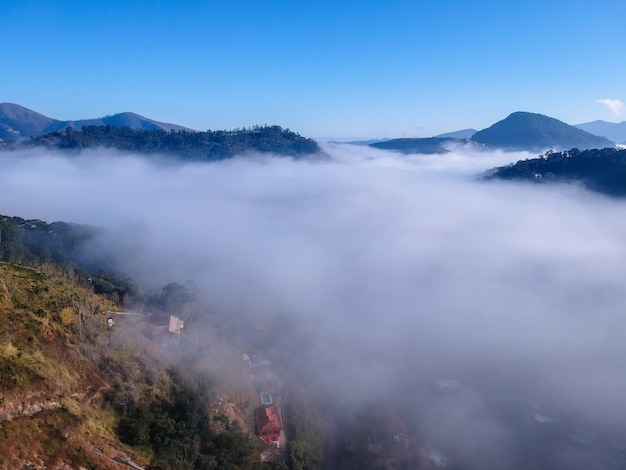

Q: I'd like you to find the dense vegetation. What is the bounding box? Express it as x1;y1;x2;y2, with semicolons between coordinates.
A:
23;124;321;160
0;211;327;469
0;215;98;267
283;384;326;470
0;259;277;469
484;147;626;196
0;204;464;469
369;137;475;154
114;367;263;469
0;214;139;306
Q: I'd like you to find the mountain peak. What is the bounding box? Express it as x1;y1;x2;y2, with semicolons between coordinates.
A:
0;104;193;140
472;111;614;151
0;103;60;139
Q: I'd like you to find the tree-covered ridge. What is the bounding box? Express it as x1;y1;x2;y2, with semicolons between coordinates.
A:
25;124;321;160
0;215;141;305
0;214;99;266
484;147;626;196
369;137;477;154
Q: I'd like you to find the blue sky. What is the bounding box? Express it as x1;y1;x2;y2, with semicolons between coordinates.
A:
1;0;624;139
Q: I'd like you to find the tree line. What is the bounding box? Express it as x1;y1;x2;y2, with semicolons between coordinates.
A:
485;148;626;196
25;124;320;160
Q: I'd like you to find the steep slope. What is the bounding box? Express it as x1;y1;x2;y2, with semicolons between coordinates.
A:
472;111;614;151
0;103;61;140
0;211;290;468
576;120;626;144
0;258;273;469
0;262;142;469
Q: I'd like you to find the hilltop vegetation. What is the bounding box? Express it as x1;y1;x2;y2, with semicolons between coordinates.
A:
3;103;621;156
0;102;321;159
0;215;99;267
3;124;321;161
484;147;626;196
369;137;479;154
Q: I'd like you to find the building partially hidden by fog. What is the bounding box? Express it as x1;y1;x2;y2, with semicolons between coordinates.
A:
168;315;184;334
255;404;283;445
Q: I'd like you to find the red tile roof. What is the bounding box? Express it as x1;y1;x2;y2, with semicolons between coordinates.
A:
256;404;282;434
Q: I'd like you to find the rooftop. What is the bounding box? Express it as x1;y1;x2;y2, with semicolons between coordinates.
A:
256;404;282;434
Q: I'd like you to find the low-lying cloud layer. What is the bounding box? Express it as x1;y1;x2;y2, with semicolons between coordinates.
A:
2;143;626;468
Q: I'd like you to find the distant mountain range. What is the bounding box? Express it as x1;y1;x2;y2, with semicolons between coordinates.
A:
1;104;620;154
0;102;191;140
375;112;615;155
575;120;626;145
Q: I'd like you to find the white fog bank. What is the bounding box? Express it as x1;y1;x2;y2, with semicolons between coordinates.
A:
2;143;626;466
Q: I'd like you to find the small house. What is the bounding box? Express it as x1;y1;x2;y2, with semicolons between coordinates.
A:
255;404;282;445
168;315;184;334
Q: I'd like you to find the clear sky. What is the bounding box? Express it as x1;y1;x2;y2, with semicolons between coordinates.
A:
1;0;624;139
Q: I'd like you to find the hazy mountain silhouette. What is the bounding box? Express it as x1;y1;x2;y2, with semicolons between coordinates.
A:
0;103;60;139
575;120;626;144
65;112;191;133
472;111;614;151
0;103;193;140
434;128;477;139
370;137;482;154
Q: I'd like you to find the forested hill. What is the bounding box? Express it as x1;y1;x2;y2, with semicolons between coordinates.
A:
484;147;626;196
0;214;99;267
13;124;321;160
369;137;480;154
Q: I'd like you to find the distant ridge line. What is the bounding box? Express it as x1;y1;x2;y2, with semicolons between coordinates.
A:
0;102;195;140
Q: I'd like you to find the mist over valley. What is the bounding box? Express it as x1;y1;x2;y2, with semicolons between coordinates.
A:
2;140;626;468
3;0;626;466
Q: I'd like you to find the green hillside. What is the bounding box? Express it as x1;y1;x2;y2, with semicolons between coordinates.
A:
0;259;292;469
0;211;325;469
